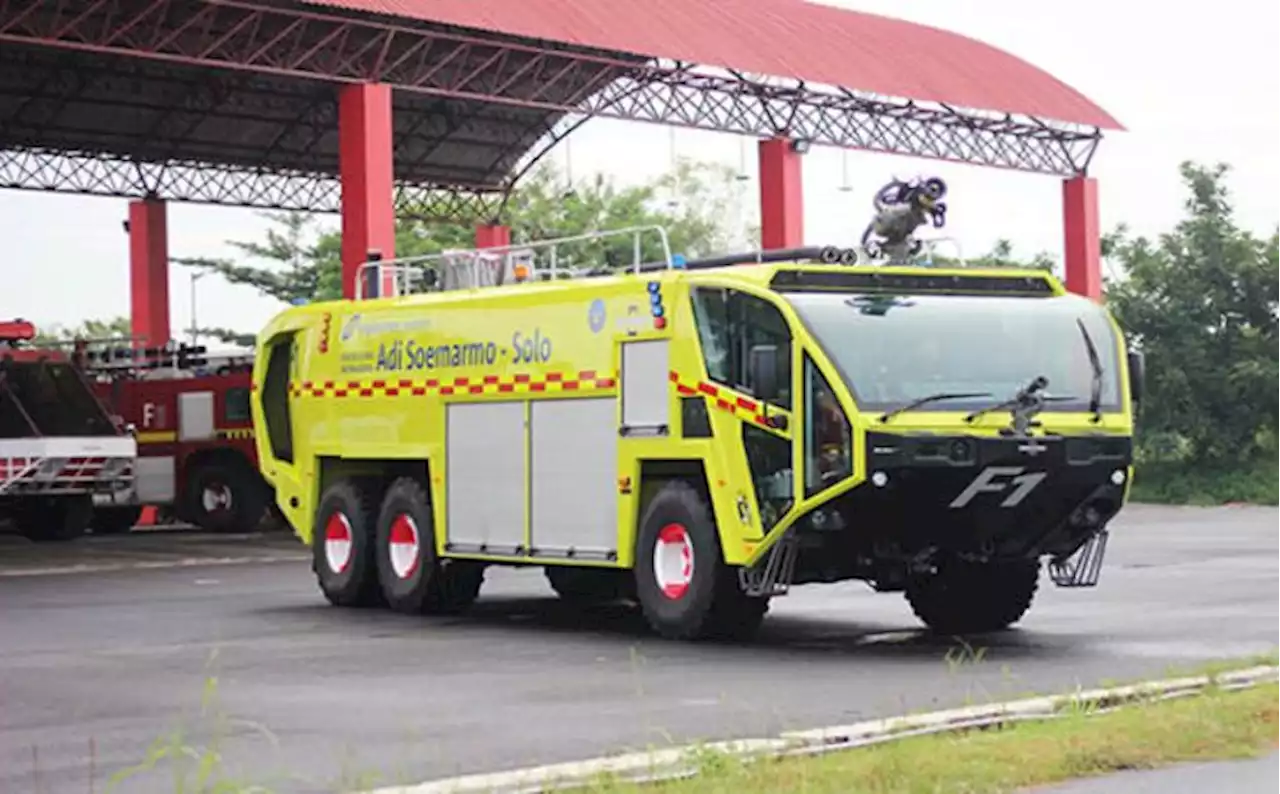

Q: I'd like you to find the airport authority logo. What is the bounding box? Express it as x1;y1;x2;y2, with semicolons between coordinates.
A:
588;298;607;334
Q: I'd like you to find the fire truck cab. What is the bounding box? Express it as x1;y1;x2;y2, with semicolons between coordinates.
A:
78;341;272;534
1;319;137;541
250;227;1143;641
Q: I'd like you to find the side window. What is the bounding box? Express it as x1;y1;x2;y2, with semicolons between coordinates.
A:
736;293;792;410
224;387;251;423
689;287;793;409
261;335;295;464
804;355;852;497
690;287;732;383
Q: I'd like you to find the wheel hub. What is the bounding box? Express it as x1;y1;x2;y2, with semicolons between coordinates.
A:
653;523;694;600
388;514;421;579
323;513;354;574
202;483;233;514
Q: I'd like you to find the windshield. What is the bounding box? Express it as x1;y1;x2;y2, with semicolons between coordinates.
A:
785;291;1123;414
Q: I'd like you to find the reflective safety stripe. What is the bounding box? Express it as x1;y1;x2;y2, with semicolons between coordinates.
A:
288;371;619;399
667;371;790;435
135;428;253;445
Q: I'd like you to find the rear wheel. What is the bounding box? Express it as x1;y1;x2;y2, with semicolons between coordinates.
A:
184;458;269;533
374;476;484;615
905;558;1040;635
92;505;142;535
632;479;770;641
312;479;382;607
14;495;94;542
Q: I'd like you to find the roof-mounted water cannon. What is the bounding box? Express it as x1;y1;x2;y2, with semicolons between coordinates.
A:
859;175;950;265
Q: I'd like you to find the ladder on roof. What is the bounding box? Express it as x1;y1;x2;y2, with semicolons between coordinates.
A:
354;225;676;300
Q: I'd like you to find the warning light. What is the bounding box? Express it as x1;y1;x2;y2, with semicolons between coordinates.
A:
513;264;531;282
0;319;36;342
654;316;667;330
672;254;687;269
646;281;660;293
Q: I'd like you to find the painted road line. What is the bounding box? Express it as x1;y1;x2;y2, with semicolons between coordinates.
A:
355;665;1280;794
0;553;310;577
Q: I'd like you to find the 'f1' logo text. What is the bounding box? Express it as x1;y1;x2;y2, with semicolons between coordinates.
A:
949;466;1047;509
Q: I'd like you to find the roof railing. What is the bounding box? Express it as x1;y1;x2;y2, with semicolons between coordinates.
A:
354;225;675;300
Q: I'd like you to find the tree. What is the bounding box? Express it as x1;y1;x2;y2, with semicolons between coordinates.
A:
1103;161;1279;465
31;316;131;346
175;158;756;307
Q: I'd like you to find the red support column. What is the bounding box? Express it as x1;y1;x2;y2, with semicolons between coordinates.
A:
758;137;804;250
475;224;511;249
128;198;170;347
338;83;395;299
1063;176;1102;301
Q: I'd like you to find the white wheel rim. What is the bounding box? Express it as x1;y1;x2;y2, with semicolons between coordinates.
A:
323;513;353;574
388;514;421;579
202;484;232;513
653;523;694;600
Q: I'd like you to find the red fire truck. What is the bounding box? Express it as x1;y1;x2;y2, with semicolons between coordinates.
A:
2;320;137;541
73;339;275;534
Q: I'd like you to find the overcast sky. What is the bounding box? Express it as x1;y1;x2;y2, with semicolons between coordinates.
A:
2;0;1276;341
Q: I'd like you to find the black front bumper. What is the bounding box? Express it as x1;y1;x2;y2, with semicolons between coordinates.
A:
833;430;1132;560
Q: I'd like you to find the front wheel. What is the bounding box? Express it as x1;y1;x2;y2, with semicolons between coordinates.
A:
93;505;142;535
14;495;94;542
904;558;1040;635
632;479;770;641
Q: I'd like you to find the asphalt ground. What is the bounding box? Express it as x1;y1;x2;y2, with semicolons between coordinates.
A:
1;504;1276;793
1031;751;1278;793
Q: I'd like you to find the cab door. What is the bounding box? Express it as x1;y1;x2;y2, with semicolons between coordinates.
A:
254;332;302;523
689;287;796;532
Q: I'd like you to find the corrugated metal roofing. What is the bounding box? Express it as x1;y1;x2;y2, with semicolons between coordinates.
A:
296;0;1121;129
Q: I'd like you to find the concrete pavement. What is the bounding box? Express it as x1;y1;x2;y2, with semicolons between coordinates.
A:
1;503;1276;793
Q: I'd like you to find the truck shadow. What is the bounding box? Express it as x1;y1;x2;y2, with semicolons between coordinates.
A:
261;593;1075;664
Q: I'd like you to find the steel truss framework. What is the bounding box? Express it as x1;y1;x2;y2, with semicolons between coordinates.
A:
0;147;504;221
0;0;1105;220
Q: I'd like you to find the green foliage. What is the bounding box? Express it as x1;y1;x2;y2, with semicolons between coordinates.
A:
174;158;756;307
1103;161;1279;469
1128;458;1278;506
931;238;1057;272
31;316;131;345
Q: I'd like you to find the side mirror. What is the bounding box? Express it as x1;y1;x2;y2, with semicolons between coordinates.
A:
1127;349;1145;404
748;344;786;402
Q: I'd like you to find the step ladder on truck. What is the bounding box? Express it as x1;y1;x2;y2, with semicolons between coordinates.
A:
0;319;137;542
248;219;1145;642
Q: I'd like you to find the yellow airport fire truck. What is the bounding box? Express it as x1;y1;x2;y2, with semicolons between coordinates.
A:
249;226;1144;641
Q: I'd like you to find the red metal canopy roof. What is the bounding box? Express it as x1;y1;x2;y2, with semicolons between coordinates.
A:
302;0;1121;129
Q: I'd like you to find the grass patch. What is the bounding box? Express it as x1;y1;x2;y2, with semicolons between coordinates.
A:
1130;458;1278;505
595;681;1279;794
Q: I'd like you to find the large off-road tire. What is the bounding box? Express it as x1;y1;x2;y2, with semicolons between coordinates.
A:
905;558;1040;635
183;458;269;533
14;494;94;542
545;566;632;605
632;479;770;641
312;479;383;608
373;477;484;615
